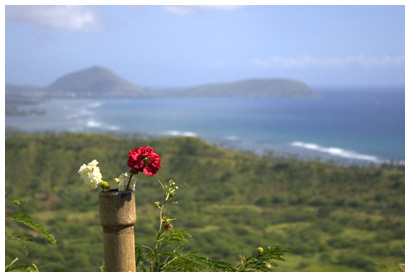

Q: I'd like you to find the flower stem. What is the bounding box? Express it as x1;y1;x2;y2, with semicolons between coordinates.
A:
126;173;134;190
150;205;164;272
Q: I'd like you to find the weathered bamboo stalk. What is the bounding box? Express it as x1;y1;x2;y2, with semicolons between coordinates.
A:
99;189;136;272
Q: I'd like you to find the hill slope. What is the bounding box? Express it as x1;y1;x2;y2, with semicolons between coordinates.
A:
5;133;404;272
45;66;155;97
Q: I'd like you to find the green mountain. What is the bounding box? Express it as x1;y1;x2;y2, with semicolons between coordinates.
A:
5;133;404;272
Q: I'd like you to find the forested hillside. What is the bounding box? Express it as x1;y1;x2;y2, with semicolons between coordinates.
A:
5;133;405;272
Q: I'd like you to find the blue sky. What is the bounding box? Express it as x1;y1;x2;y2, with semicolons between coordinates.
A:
4;4;406;88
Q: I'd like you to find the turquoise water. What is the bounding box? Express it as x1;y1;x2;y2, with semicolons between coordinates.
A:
6;87;405;163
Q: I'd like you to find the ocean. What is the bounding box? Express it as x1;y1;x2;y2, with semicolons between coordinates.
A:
6;86;405;164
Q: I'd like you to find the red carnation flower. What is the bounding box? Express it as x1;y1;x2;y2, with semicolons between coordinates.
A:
127;146;161;176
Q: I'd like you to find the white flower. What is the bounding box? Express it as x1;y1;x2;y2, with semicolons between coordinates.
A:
116;172;138;191
78;159;103;188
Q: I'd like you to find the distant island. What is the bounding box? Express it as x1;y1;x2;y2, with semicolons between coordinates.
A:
6;66;318;110
165;78;317;98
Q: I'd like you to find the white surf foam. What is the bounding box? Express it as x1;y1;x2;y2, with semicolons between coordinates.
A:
223;135;239;141
86;120;101;128
106;125;120;131
85;119;120;131
66;107;94;120
290;141;381;163
163;130;197;137
65;102;101;120
87;101;102;109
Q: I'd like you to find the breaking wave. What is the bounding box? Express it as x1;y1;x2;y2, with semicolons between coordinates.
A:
163;130;197;137
87;101;102;109
65;101;103;120
85;119;120;131
290;141;381;163
223;135;239;141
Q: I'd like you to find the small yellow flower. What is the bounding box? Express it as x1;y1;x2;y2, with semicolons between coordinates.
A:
100;180;110;190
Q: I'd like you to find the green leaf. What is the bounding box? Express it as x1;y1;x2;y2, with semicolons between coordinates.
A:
5;257;19;271
158;179;167;189
5;232;34;256
237;246;290;272
5;257;39;272
157;229;191;252
163;253;235;272
31;263;39;272
5;232;34;242
135;245;147;272
7;198;27;206
6;264;40;272
9;213;57;245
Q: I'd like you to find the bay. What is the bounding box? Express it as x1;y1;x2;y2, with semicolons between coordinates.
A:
6;86;405;164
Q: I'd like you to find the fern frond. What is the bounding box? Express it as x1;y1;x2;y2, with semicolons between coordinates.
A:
7;198;27;206
8;213;57;245
5;258;39;272
5;232;34;256
5;257;19;271
156;229;191;252
237;246;291;272
162;252;235;272
135;245;148;272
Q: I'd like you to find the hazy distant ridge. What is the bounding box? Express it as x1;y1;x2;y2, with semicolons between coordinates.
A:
45;66;156;98
168;78;317;98
6;66;317;101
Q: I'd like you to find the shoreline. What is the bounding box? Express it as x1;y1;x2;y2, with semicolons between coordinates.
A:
5;126;404;169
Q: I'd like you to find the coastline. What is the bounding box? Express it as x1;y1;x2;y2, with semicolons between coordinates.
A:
5;88;404;167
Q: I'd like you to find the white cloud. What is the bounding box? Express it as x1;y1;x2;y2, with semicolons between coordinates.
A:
6;5;106;32
250;54;405;69
162;5;243;16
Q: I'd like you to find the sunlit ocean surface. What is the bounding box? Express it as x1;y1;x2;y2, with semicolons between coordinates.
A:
6;87;405;164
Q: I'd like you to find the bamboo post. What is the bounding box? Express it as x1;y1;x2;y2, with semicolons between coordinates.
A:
99;189;137;272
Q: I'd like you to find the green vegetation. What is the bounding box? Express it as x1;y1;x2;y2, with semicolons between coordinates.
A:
5;198;56;272
5;133;405;272
133;179;289;272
